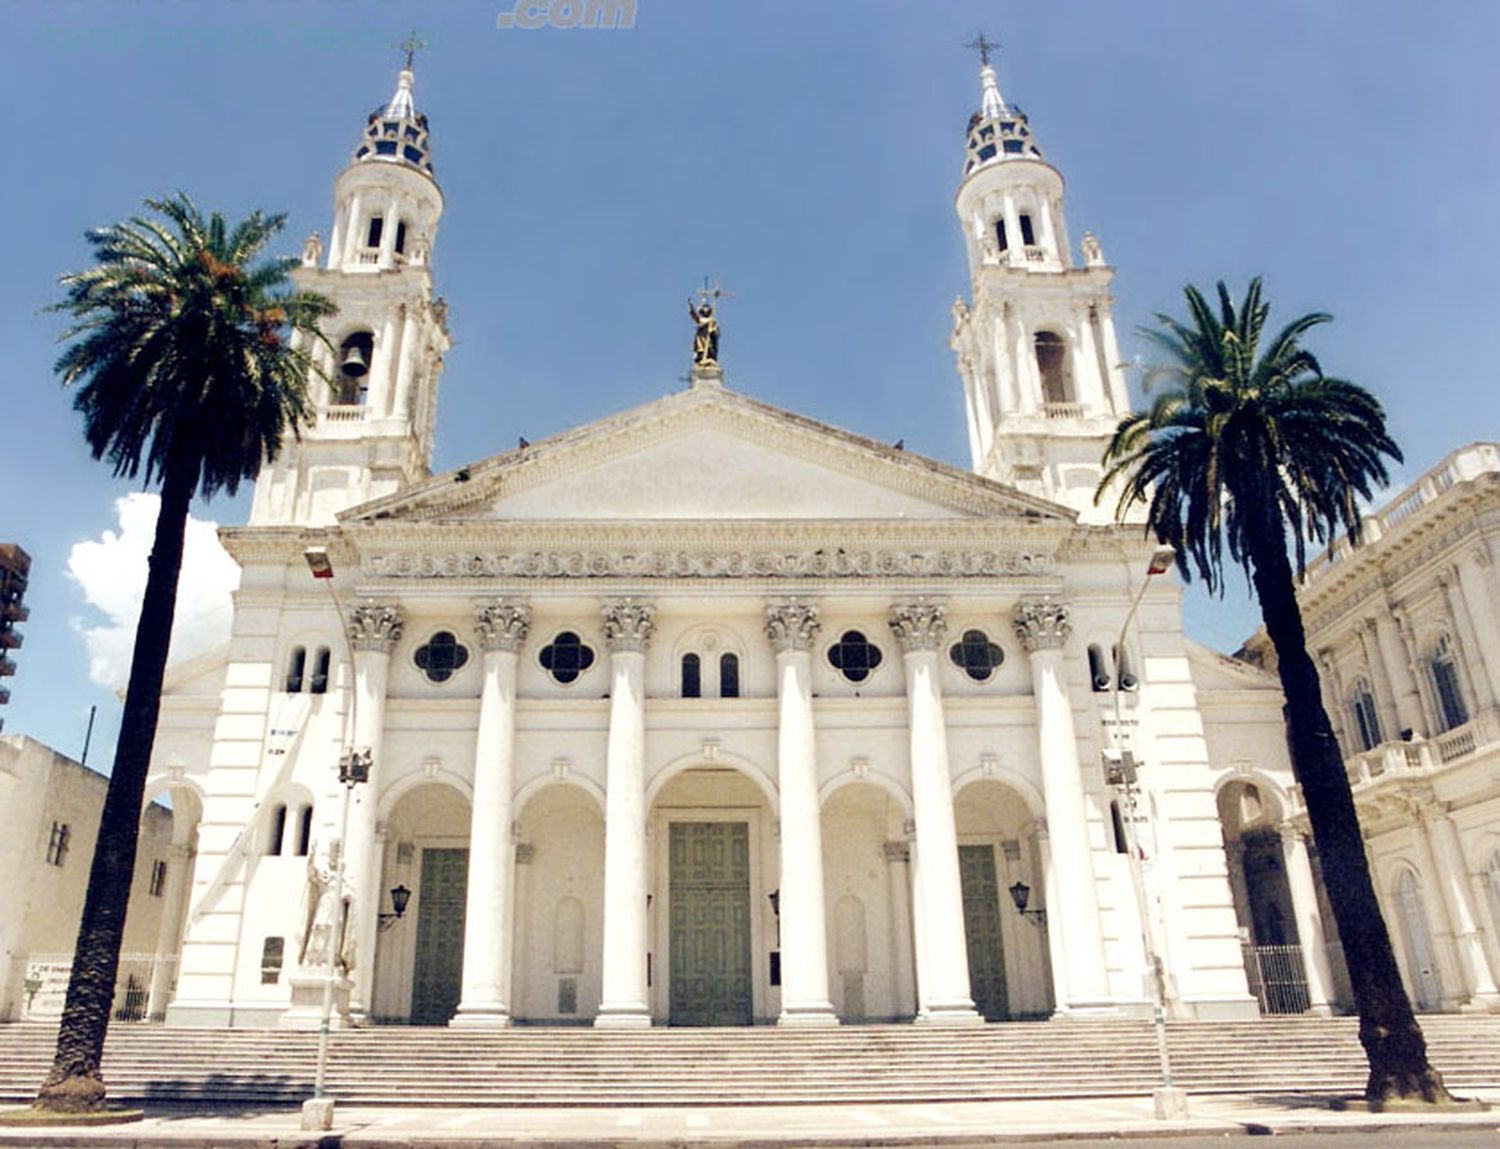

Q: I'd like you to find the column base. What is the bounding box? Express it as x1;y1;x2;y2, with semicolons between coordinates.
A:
1459;993;1500;1014
594;1004;652;1028
916;1001;984;1025
1055;999;1122;1017
1306;1003;1335;1018
450;1002;513;1028
777;1003;839;1027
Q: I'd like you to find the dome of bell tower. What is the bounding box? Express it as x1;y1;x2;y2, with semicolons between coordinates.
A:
352;64;435;178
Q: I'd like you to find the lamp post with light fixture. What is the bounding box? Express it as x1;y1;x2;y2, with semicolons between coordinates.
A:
1103;544;1185;1120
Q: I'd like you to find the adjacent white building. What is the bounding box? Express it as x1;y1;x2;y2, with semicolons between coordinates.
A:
129;57;1386;1030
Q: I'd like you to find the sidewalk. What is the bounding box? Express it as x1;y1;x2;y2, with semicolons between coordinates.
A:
0;1091;1497;1148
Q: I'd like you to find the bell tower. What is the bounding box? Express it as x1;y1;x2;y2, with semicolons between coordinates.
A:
250;53;451;527
948;41;1131;522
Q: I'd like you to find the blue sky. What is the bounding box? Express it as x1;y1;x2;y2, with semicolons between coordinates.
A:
3;1;1497;766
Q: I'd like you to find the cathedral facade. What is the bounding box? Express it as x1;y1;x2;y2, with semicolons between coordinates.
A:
143;58;1327;1030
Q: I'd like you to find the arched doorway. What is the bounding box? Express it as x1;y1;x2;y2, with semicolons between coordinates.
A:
135;779;203;1022
512;782;605;1022
1394;868;1444;1011
649;765;775;1025
374;782;471;1024
952;779;1053;1020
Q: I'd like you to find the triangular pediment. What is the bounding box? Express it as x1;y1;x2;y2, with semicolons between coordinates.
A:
346;386;1071;524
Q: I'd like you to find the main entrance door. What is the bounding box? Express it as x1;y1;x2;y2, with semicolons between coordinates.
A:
959;844;1009;1021
410;847;468;1025
669;822;753;1026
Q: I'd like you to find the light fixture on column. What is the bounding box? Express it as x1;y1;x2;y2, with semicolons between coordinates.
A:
1007;880;1046;925
378;883;411;932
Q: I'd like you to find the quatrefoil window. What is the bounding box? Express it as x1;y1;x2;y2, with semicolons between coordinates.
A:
415;631;470;684
540;631;596;685
828;630;883;683
949;629;1005;682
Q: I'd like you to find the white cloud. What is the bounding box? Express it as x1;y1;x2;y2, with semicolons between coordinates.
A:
68;493;241;690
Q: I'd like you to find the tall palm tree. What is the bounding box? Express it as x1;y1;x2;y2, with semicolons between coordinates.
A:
36;194;333;1113
1098;278;1449;1105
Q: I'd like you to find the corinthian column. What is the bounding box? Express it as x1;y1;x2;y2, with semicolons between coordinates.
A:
1013;598;1112;1012
891;599;979;1023
765;601;837;1025
344;600;403;1018
595;599;655;1027
454;600;530;1027
1279;827;1335;1015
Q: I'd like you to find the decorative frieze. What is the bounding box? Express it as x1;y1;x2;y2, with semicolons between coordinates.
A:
361;547;1052;580
602;599;655;653
346;602;404;652
473;600;531;652
889;598;947;652
1012;597;1071;652
764;601;821;652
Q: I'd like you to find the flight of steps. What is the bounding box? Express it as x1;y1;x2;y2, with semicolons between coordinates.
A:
0;1017;1495;1108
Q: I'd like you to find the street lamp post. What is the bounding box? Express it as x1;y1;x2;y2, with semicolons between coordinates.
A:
1104;544;1188;1121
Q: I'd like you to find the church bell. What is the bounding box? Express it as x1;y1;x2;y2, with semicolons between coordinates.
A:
340;344;370;377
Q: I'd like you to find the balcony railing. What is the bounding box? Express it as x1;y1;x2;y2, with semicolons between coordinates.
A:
322;405;368;424
1043;402;1085;421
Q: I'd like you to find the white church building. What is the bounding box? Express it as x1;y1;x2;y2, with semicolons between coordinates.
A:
139;57;1362;1030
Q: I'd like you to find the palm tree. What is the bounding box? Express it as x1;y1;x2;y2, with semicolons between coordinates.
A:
36;194;333;1114
1098;278;1449;1106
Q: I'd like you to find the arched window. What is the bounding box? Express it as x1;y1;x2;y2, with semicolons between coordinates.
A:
285;647;306;694
681;653;701;698
365;215;383;249
335;331;373;405
1351;676;1382;751
993;217;1009;253
1034;331;1073;405
295;805;313;857
1431;634;1469;731
268;804;287;856
828;631;883;683
719;653;740;698
1114;644;1137;691
394;220;407;255
1087;644;1110;692
309;647;331;695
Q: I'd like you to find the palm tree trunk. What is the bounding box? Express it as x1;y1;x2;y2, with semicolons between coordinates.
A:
1246;522;1449;1104
35;464;196;1113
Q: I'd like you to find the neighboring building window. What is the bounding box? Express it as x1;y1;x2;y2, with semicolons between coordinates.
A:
540;631;595;685
681;653;702;698
415;631;470;684
1430;634;1469;731
1351;676;1382;751
949;629;1004;682
309;647;331;695
719;653;740;698
261;937;285;985
828;630;883;683
285;646;306;693
1088;644;1111;692
46;822;70;867
296;805;314;857
149;859;167;897
1034;331;1073;404
268;804;287;856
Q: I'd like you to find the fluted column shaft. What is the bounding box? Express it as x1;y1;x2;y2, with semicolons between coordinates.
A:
893;600;979;1023
345;601;403;1017
1014;598;1112;1011
1426;812;1500;1007
1279;828;1335;1015
596;600;654;1027
1374;610;1425;738
1457;551;1500;709
765;602;837;1025
455;601;530;1026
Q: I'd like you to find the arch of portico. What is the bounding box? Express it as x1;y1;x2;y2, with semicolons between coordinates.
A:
138;776;204;1021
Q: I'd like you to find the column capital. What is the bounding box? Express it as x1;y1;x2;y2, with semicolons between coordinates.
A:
889;598;947;653
765;600;821;653
347;601;404;653
1012;597;1071;652
474;600;531;653
602;598;655;653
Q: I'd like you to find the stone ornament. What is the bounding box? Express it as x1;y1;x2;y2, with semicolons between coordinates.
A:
473;600;531;652
889;599;948;652
1012;597;1071;652
346;602;404;652
764;601;821;652
602;599;655;652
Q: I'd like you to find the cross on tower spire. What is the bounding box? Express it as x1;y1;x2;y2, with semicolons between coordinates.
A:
399;31;426;71
965;31;999;68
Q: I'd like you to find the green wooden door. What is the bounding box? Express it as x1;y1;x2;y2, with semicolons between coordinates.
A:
959;844;1010;1021
410;847;468;1025
669;822;752;1026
